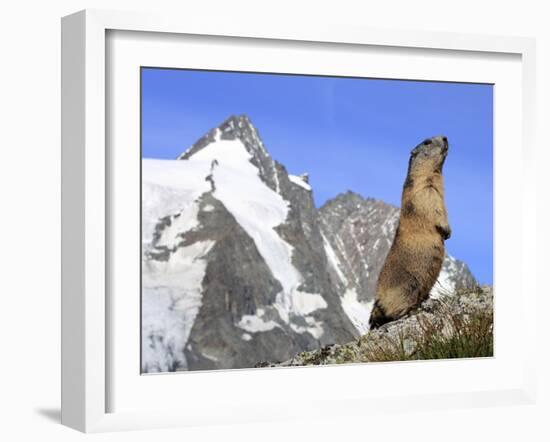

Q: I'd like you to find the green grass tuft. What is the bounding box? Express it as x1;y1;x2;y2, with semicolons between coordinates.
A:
363;304;493;362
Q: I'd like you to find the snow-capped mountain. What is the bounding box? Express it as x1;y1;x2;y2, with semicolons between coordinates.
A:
141;115;477;372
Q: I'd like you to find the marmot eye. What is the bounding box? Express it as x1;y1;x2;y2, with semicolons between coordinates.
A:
423;139;433;146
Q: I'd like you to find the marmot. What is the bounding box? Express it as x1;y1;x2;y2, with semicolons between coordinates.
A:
369;135;451;329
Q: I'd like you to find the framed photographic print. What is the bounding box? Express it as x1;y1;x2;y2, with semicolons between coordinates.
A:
61;9;537;432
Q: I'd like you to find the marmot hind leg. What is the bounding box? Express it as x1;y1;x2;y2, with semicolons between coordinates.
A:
368;300;393;330
369;283;426;330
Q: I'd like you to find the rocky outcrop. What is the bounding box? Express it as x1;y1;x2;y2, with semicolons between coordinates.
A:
258;286;493;367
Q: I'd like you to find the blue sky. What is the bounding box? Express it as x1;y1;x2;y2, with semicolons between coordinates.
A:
141;68;493;284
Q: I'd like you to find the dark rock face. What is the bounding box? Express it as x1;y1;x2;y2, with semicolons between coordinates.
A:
274;163;358;346
184;194;308;370
182;192;356;370
142;114;479;372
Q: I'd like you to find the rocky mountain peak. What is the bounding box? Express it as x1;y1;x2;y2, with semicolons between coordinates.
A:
321;191;392;213
177;114;281;193
218;114;258;139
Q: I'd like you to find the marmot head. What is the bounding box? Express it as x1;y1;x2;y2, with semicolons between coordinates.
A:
407;135;449;178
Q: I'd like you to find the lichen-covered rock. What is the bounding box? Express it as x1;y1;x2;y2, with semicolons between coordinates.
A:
257;286;493;367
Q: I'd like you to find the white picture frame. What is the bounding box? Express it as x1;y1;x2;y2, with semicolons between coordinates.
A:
61;9;537;433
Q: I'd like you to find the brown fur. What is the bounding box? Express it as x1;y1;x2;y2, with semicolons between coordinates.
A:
369;136;451;329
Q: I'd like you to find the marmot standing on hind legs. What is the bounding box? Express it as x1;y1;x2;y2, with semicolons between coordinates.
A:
369;135;451;329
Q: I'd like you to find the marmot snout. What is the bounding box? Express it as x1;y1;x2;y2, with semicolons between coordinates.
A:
369;135;451;330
